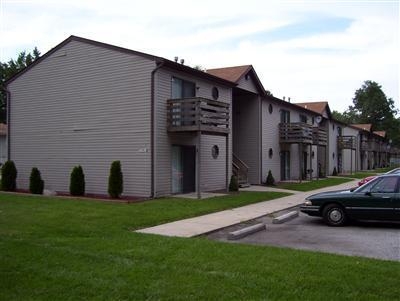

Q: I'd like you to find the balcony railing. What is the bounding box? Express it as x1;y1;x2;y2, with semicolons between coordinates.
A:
338;136;356;150
167;97;230;134
279;123;326;145
312;127;328;146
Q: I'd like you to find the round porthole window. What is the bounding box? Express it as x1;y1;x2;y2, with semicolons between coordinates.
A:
212;145;219;159
212;87;219;100
268;104;273;114
268;148;273;158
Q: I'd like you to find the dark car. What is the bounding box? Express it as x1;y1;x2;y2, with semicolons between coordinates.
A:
301;174;400;226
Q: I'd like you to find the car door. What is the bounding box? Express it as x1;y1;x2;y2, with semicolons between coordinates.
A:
347;176;398;220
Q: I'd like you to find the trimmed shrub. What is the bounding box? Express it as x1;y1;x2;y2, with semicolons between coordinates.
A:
332;167;338;176
108;161;123;198
69;165;85;196
229;175;239;192
1;160;17;191
266;170;275;186
29;167;44;194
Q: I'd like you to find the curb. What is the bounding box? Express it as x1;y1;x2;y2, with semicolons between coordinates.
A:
228;223;266;240
272;211;299;224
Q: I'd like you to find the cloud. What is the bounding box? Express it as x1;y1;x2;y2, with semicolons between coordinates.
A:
1;0;398;112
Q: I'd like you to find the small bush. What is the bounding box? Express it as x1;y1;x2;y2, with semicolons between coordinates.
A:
29;167;44;194
266;170;275;186
108;161;123;198
69;165;85;196
332;167;338;176
1;160;17;191
229;175;239;192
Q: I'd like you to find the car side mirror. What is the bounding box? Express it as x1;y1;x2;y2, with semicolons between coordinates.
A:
365;191;372;196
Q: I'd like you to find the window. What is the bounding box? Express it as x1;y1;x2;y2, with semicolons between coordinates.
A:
370;177;398;193
171;77;196;126
212;87;219;100
300;114;307;123
280;110;290;123
337;126;342;136
171;77;196;98
268;104;273;114
211;145;219;159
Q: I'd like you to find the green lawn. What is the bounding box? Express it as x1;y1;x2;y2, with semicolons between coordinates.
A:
1;193;399;300
276;177;354;191
338;172;377;179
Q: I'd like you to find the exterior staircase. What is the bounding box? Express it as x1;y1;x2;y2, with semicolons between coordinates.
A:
232;153;250;188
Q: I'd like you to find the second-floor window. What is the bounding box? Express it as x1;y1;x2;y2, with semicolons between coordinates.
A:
300;114;307;123
172;77;196;98
281;110;290;123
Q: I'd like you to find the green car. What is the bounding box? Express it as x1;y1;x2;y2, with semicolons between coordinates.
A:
300;174;400;226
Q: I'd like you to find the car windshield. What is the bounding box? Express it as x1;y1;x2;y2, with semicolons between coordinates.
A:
354;176;399;193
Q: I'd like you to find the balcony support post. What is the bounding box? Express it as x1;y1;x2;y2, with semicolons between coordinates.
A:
196;131;201;199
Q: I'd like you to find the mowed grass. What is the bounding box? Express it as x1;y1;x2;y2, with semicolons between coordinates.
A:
276;177;354;191
1;193;399;300
339;172;378;179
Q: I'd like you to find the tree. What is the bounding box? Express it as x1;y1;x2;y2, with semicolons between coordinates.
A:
340;81;400;146
1;160;17;191
108;161;123;198
229;175;239;192
69;165;85;196
29;167;44;194
0;47;40;122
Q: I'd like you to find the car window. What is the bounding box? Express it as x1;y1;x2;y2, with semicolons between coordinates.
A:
370;177;398;193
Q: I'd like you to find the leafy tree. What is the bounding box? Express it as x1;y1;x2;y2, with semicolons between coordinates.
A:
69;165;85;196
337;81;400;146
29;167;44;194
108;161;123;198
0;47;40;122
1;160;17;191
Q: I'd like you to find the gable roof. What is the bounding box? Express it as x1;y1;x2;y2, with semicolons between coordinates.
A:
373;131;386;138
5;35;236;87
294;101;332;119
351;123;372;132
207;65;252;83
207;65;266;95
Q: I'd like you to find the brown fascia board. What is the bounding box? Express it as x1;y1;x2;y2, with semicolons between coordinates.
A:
5;35;236;88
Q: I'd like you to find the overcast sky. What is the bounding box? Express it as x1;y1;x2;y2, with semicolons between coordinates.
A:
1;0;399;113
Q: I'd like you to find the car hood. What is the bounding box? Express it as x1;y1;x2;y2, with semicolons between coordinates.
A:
306;189;353;200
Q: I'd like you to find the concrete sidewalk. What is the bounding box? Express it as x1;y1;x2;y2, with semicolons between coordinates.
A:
136;179;359;238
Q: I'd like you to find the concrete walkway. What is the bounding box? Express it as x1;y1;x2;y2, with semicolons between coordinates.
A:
136;179;359;238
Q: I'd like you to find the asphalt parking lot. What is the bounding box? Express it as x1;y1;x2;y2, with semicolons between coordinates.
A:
207;207;400;261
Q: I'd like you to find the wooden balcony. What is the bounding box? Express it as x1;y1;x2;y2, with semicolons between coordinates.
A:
167;97;230;135
338;136;356;150
312;127;328;146
279;123;326;145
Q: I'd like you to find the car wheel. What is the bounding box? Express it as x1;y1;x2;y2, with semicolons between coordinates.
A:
322;204;347;226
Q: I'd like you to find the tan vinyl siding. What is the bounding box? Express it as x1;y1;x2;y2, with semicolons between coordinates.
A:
8;40;155;196
154;68;232;196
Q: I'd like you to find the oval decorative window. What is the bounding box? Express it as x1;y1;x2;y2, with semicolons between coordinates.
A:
212;145;219;159
268;104;273;114
212;87;219;100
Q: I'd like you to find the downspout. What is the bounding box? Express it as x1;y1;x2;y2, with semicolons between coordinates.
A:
1;87;11;160
150;60;165;198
